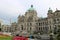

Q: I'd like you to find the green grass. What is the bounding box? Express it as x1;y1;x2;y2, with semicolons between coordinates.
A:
0;36;13;40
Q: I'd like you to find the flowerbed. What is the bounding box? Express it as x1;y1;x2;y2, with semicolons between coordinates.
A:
0;35;12;40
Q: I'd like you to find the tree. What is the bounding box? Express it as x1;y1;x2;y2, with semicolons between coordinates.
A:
50;35;54;40
56;25;60;40
54;27;57;34
0;28;1;32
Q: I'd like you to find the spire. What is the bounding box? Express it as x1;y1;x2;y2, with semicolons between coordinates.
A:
49;8;51;10
56;8;58;10
55;8;60;12
28;5;34;11
31;5;33;8
48;7;53;13
10;18;12;24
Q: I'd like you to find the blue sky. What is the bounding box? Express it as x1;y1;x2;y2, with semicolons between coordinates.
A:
0;0;60;24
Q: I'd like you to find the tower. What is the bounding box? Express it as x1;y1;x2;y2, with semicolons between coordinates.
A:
47;8;53;18
25;5;38;22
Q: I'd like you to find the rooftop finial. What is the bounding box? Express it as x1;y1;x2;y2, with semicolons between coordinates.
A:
49;7;51;10
56;8;58;10
31;5;33;8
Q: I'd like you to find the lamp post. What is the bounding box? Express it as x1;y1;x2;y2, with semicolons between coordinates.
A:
50;33;54;40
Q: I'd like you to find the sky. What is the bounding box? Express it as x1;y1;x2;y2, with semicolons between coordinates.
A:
0;0;60;24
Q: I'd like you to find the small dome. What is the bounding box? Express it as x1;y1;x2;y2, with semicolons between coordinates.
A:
48;8;53;13
28;5;35;11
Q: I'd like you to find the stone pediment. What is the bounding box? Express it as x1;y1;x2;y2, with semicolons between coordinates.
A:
27;16;33;22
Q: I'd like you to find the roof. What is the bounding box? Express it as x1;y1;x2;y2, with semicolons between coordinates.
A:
28;5;35;11
55;10;60;12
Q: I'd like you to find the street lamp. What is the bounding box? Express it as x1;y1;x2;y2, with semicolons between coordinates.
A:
50;33;54;40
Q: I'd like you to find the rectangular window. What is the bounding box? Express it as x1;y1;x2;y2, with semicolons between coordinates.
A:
39;27;40;30
39;23;40;26
21;25;23;30
30;23;32;26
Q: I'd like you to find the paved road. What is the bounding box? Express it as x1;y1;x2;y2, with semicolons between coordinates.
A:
29;34;50;40
41;34;50;40
29;38;50;40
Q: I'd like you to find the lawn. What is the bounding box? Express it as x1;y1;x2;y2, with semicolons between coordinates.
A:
0;35;13;40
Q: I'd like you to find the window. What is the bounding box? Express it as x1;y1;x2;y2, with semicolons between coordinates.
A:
54;19;56;24
43;22;44;25
43;27;44;30
49;21;51;24
21;25;23;30
55;13;58;16
45;27;48;31
27;23;29;26
39;23;40;26
41;27;42;31
30;23;32;26
56;18;60;23
50;26;51;30
57;18;59;21
36;23;38;25
39;27;40;30
30;27;31;30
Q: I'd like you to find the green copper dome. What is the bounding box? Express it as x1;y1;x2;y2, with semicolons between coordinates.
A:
28;5;35;11
48;8;53;13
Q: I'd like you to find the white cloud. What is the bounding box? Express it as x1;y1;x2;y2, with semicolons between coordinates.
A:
0;0;60;24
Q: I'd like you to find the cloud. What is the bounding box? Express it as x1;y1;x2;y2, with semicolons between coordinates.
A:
0;0;60;24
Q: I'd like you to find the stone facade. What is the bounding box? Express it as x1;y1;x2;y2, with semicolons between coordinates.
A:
10;5;60;36
10;22;17;36
2;25;10;32
48;8;60;33
17;5;38;35
17;5;48;35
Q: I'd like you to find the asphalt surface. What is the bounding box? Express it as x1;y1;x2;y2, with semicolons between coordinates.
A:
29;34;50;40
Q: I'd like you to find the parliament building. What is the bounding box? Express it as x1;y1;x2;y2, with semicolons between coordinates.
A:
10;5;60;36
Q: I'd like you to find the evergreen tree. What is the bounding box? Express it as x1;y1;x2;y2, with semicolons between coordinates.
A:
0;28;1;32
56;25;60;40
54;27;57;34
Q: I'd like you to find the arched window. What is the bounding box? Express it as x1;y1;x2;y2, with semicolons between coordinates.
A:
39;23;40;26
50;26;51;30
30;23;32;26
21;25;23;30
39;27;40;30
30;27;31;30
